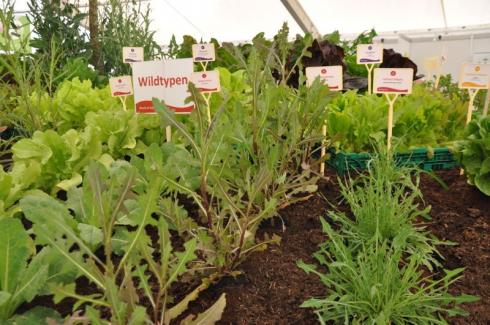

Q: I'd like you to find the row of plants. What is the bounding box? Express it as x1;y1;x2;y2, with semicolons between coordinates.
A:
326;83;467;153
0;33;336;322
299;153;478;323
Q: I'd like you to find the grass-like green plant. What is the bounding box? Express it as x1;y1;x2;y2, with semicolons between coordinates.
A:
330;151;442;269
298;218;478;324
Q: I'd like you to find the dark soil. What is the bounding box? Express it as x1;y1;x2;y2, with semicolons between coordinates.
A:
177;192;333;325
177;169;490;324
420;170;490;325
16;168;490;324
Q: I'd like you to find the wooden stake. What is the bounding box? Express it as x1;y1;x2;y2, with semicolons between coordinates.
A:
385;93;399;151
203;93;211;123
119;96;127;111
460;88;480;175
483;89;489;117
166;126;171;142
366;64;374;95
320;124;327;175
466;89;479;125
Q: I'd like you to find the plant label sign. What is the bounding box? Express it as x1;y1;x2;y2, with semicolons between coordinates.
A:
190;71;221;93
109;76;133;97
458;63;490;89
305;66;343;91
123;47;144;63
192;43;215;62
356;44;383;64
373;68;413;94
132;59;194;114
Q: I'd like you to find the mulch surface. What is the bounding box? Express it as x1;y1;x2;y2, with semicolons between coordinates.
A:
420;170;490;325
182;168;490;324
17;168;490;324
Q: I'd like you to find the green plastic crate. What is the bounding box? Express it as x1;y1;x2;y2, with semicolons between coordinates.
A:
328;147;457;174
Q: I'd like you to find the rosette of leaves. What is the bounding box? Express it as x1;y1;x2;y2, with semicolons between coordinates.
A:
298;218;478;324
456;115;490;195
0;218;75;322
10;127;103;194
21;160;225;324
15;78;119;133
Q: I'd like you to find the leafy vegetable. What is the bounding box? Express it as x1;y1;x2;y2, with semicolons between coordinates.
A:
456;115;490;195
298;218;477;324
327;84;466;152
0;218;72;321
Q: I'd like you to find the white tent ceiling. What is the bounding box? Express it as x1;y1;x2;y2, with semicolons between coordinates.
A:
12;0;490;43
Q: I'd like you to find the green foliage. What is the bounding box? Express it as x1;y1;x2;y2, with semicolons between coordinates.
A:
342;29;378;77
15;78;119;133
0;218;74;321
298;218;477;325
27;0;90;65
98;0;163;76
332;152;441;269
456;115;490;195
11;127;102;193
20;161;158;323
437;74;487;110
327;84;467;152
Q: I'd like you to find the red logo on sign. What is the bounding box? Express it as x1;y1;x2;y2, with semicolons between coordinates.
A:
118;79;122;83
201;45;205;49
390;71;396;76
202;73;207;78
321;68;327;74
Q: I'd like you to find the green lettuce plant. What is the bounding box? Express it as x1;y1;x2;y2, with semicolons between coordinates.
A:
326;84;467;153
11;127;103;193
14;78;119;133
456;115;490;195
0;218;76;321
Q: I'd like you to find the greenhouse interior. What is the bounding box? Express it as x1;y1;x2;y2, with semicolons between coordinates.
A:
1;0;490;324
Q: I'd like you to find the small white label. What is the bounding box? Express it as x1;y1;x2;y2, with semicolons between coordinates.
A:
132;59;194;114
458;63;490;89
192;43;216;62
357;44;383;64
190;70;221;93
109;76;133;97
123;47;144;63
423;56;442;72
373;68;413;94
305;66;343;91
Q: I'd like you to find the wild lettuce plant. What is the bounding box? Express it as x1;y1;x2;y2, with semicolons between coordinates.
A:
0;218;77;321
330;152;441;269
20;161;222;324
298;218;478;324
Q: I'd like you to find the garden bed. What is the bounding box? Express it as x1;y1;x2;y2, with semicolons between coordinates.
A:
17;168;490;324
174;168;490;325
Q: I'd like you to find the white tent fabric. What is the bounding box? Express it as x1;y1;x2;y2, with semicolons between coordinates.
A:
302;0;490;36
12;0;490;43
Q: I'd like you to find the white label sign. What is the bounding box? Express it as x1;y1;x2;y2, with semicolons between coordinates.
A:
123;47;144;63
109;76;133;97
458;63;490;89
190;71;221;93
305;66;343;91
357;44;383;64
373;68;413;94
192;43;216;62
132;59;194;114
